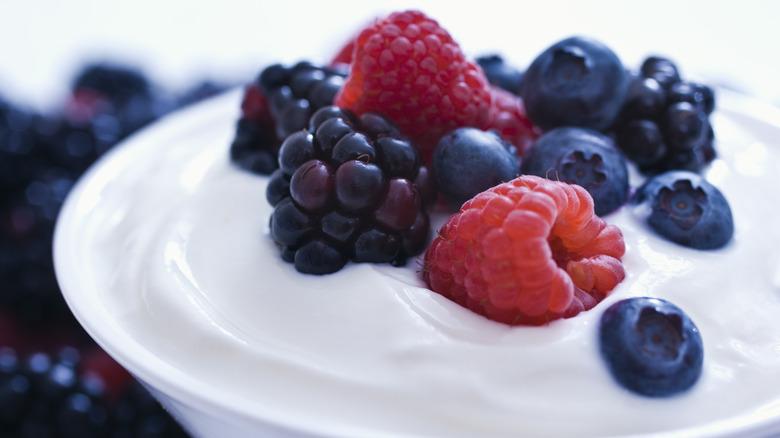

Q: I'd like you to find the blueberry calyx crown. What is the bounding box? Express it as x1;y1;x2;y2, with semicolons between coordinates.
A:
599;297;704;397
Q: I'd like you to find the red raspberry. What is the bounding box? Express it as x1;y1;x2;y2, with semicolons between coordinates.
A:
423;175;626;326
239;83;272;125
333;10;493;161
484;87;540;157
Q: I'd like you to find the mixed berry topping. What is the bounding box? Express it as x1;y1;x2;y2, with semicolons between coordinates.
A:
632;170;733;249
599;297;704;397
266;106;435;274
333;10;537;162
423;175;626;326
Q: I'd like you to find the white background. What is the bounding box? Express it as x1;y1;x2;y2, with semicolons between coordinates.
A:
0;0;778;112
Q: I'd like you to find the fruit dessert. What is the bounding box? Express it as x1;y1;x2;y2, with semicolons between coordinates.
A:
55;8;780;438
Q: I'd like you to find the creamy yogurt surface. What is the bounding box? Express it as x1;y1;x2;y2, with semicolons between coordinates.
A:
59;89;780;437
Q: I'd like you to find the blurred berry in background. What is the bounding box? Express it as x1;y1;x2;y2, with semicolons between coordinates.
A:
1;60;231;437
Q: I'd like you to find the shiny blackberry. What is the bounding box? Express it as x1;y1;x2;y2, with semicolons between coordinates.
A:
611;57;717;175
267;106;435;274
229;62;346;176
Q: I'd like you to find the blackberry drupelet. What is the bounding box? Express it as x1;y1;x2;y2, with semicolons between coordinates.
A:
612;56;716;175
229;61;347;175
266;106;436;274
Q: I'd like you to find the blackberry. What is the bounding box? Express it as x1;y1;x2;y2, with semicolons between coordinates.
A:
229;61;347;176
612;57;716;175
267;106;436;274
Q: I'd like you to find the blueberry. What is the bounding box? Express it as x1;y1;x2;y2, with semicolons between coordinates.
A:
599;297;703;397
520;36;629;131
433;127;519;208
632;170;733;249
520;127;628;216
476;54;524;95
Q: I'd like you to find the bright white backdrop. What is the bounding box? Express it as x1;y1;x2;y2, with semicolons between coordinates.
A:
0;0;777;111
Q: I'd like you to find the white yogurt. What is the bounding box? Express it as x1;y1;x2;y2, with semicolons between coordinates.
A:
63;89;780;437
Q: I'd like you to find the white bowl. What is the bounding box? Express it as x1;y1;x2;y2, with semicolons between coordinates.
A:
54;88;780;438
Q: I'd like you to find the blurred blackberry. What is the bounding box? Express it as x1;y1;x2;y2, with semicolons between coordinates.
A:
266;106;436;274
611;56;716;175
68;62;173;139
0;347;189;438
229;61;346;175
0;97;48;197
108;381;189;438
476;54;524;95
0;347;109;438
0;163;80;327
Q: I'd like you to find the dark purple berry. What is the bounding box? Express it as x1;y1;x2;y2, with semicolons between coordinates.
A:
599;297;703;397
664;102;708;151
334;161;384;213
294;239;347;275
640;56;681;89
622;76;666;120
269;106;433;274
615;119;667;167
230;61;347;176
611;56;717;176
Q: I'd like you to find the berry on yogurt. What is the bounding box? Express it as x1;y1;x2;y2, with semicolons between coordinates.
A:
423;175;626;326
333;10;537;162
520;127;629;216
520;36;629;132
267;106;435;274
631;170;734;250
613;56;717;175
599;297;704;397
433;127;520;209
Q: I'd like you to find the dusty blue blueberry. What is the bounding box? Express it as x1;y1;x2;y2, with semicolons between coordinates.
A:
433;127;519;208
520;36;629;131
599;297;704;397
632;170;733;249
520;127;628;216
